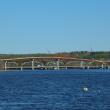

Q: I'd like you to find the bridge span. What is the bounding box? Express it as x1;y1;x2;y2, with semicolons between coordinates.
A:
0;57;109;70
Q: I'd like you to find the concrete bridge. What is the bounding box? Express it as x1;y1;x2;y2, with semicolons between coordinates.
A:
0;57;109;70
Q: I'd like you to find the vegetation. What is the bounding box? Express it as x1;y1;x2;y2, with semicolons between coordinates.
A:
0;51;109;61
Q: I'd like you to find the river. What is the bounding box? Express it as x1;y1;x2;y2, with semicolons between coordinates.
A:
0;69;110;110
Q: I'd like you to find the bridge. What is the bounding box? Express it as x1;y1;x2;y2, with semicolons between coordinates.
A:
0;57;109;70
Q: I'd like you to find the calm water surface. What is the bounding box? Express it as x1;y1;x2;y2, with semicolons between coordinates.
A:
0;69;110;110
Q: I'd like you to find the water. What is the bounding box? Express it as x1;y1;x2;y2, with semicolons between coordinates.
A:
0;69;110;110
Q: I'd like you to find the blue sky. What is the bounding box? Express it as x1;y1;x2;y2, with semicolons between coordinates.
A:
0;0;110;53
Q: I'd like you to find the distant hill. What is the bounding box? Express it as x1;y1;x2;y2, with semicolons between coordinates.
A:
0;51;110;61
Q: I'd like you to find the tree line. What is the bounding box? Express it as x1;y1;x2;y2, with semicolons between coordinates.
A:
0;51;109;61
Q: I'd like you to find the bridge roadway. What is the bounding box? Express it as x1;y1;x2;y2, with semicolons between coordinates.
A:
0;56;105;62
0;57;109;70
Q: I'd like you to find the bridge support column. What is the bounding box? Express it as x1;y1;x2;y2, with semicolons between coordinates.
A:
32;59;35;70
21;67;23;71
87;66;90;69
5;61;7;70
56;59;60;70
101;63;104;69
80;61;84;69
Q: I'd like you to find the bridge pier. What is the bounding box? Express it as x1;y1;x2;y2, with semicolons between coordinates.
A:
21;67;23;71
65;66;67;70
32;59;35;70
56;59;60;70
5;61;7;70
80;61;84;69
101;63;104;69
87;66;90;69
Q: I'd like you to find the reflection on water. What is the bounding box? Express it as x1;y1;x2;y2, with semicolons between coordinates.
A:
0;70;110;110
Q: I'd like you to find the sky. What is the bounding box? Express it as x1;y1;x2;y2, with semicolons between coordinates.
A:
0;0;110;54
